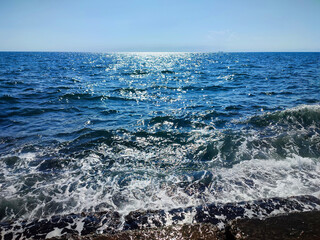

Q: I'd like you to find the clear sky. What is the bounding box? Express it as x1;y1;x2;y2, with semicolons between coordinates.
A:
0;0;319;52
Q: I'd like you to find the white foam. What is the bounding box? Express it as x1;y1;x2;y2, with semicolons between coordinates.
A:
75;219;85;236
45;227;63;239
206;155;320;203
3;145;320;225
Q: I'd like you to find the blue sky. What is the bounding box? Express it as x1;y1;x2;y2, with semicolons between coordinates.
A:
0;0;319;52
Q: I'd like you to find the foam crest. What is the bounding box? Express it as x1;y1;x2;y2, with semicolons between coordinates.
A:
207;156;320;203
246;104;320;128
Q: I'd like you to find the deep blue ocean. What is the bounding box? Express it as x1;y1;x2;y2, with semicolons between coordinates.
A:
0;52;320;227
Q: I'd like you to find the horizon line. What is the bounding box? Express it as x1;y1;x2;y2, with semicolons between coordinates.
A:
0;50;320;53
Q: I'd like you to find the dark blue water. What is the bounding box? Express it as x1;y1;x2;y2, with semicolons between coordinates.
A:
1;52;320;225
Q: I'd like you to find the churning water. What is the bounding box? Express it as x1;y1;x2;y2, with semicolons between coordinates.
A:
0;52;320;235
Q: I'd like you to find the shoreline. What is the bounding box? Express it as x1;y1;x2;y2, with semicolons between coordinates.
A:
50;210;320;240
1;195;320;239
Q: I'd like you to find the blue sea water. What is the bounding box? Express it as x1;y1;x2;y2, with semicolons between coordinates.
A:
0;52;320;225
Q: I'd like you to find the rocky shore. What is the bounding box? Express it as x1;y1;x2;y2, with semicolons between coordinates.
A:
1;195;320;239
53;211;320;240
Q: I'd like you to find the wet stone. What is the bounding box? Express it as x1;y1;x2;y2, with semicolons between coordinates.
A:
1;195;320;239
228;210;320;240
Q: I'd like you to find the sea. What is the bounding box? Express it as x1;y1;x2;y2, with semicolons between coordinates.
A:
0;52;320;236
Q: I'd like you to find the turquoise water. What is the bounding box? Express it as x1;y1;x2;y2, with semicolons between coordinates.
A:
0;52;320;223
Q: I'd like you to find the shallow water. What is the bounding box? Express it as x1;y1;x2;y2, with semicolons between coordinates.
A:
0;52;320;225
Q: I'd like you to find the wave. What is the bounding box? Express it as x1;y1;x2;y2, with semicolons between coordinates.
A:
181;85;233;91
1;107;80;117
135;84;233;93
198;105;320;163
101;109;119;115
112;87;147;94
120;69;175;76
225;105;243;111
199;110;231;120
160;70;175;74
60;93;106;101
0;95;19;103
246;104;320;128
260;91;293;96
121;69;149;76
59;93;137;102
